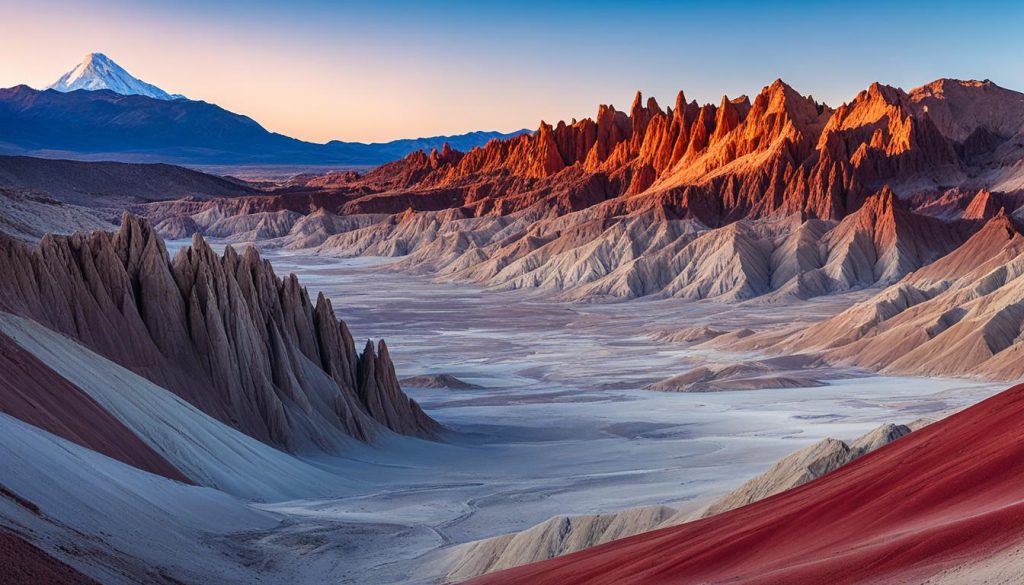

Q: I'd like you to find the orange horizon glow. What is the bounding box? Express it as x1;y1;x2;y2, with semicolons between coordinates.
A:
2;0;1021;144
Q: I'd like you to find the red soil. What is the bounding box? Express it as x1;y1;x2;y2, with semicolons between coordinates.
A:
469;384;1024;584
0;332;190;483
0;530;98;585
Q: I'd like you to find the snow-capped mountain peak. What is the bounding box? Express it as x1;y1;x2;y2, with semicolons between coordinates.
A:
47;52;184;100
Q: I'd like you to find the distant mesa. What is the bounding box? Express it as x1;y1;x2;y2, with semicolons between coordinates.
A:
649;325;726;344
399;373;484;390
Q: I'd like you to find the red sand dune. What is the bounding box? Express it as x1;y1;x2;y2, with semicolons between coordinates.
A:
469;384;1024;584
0;530;98;585
0;332;190;483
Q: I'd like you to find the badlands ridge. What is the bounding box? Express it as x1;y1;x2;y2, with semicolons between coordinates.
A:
123;77;1024;381
2;75;1024;583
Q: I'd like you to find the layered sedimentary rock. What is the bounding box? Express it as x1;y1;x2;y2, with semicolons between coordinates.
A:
0;215;439;451
468;384;1024;584
0;331;189;482
448;423;909;582
773;212;1024;378
133;78;1024;305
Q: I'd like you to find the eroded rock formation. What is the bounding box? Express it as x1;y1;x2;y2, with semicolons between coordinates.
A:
305;78;989;222
773;212;1024;378
120;78;1024;310
0;214;439;451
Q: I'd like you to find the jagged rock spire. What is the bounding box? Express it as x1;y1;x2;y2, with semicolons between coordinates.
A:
0;214;440;451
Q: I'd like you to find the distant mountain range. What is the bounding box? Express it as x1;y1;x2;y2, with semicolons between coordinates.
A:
0;53;530;166
134;76;1024;312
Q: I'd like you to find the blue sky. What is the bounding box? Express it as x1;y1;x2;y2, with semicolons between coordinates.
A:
1;0;1021;142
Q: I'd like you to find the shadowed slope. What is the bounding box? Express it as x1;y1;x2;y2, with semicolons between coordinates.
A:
0;155;255;207
0;331;188;482
0;215;439;451
0;312;368;500
0;530;99;585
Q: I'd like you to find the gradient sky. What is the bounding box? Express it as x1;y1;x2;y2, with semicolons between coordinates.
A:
2;0;1022;143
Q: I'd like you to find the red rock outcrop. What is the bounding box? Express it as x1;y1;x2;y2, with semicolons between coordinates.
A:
312;78;998;224
909;78;1024;143
962;188;1000;220
0;215;440;451
468;382;1024;584
811;83;959;199
818;186;967;286
139;78;1024;243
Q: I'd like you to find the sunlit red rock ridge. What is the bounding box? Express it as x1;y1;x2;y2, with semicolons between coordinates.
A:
321;78;1009;223
125;77;1024;342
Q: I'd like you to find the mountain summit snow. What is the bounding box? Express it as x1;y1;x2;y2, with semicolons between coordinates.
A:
47;52;183;100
